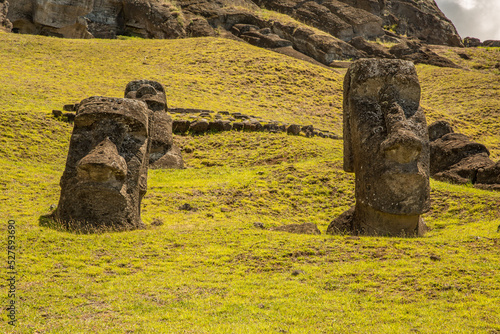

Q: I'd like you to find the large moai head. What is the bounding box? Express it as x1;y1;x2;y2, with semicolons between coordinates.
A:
124;80;177;168
340;59;430;236
55;96;151;232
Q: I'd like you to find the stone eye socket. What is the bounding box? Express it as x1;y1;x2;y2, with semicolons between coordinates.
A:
400;101;419;119
75;113;147;159
353;99;385;140
92;119;127;147
120;133;146;161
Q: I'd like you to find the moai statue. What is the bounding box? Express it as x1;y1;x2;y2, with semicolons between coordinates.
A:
124;80;184;169
327;59;430;237
55;96;151;231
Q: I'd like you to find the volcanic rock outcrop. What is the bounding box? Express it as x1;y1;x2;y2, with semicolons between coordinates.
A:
429;120;500;190
327;58;430;237
87;0;186;39
8;0;463;66
388;39;459;68
8;0;93;37
253;0;384;41
8;0;185;38
0;0;12;32
464;37;500;48
251;0;462;46
55;96;151;232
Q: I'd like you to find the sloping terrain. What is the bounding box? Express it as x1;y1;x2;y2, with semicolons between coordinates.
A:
7;0;465;69
0;32;500;333
8;0;462;45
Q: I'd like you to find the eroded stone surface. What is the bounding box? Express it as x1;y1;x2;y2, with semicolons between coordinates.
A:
125;80;184;169
349;36;393;59
34;0;93;38
253;0;461;46
464;37;482;47
55;97;151;231
428;120;500;190
8;0;462;67
89;0;186;39
483;40;500;47
0;0;12;32
327;58;430;237
389;39;459;68
428;120;453;142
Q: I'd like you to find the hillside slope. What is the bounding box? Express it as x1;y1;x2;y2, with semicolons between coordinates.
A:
6;0;464;68
8;0;462;44
1;32;499;333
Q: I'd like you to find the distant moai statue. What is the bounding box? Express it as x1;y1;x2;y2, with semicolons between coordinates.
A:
125;80;184;169
327;59;430;236
55;96;151;232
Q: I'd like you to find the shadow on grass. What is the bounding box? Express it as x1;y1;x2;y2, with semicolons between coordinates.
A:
38;213;152;234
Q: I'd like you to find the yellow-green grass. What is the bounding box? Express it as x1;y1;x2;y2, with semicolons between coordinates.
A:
430;45;500;74
417;61;500;160
0;32;343;132
1;32;500;333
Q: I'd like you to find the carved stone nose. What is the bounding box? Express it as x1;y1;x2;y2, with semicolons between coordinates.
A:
77;138;127;182
381;128;423;164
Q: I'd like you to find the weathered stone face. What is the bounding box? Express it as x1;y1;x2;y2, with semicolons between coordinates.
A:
125;80;167;112
329;58;430;236
55;96;151;231
344;58;430;216
124;80;171;157
125;80;184;169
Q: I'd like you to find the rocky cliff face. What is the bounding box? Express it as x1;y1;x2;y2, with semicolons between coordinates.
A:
247;0;462;47
6;0;463;64
253;0;384;41
86;0;187;39
7;0;91;37
381;0;462;46
0;0;12;32
7;0;185;38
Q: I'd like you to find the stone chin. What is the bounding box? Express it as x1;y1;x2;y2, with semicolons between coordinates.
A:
357;169;430;216
56;187;130;228
66;179;126;199
57;164;145;230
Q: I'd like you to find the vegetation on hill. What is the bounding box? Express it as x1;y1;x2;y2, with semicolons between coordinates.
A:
421;45;500;159
0;31;499;333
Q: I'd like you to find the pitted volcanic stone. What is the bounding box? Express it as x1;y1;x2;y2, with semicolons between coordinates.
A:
328;58;430;237
55;97;151;232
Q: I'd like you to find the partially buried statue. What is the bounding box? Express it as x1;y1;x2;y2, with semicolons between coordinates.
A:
55;96;151;231
124;80;184;169
327;59;430;237
54;80;183;231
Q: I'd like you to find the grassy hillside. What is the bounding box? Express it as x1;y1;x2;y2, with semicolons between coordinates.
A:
419;45;500;159
1;31;500;333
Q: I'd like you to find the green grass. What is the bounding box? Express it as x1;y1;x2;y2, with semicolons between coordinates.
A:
1;32;500;333
417;61;500;160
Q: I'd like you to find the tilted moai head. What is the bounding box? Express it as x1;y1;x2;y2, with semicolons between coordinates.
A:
124;80;178;168
124;80;167;112
55;96;151;231
330;59;430;236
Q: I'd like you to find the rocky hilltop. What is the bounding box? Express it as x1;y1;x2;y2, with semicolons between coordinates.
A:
7;0;463;66
0;0;12;32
